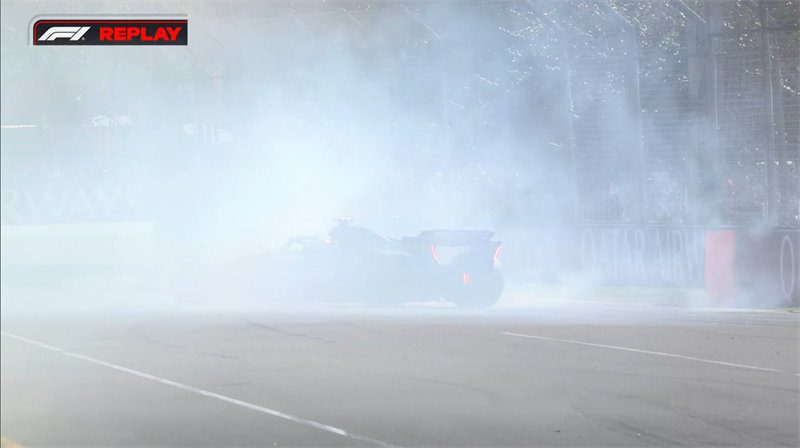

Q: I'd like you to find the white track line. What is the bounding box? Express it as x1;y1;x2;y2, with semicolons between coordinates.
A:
1;331;395;448
501;331;800;376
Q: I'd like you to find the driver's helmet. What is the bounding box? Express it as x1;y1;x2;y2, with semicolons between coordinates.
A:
329;217;354;241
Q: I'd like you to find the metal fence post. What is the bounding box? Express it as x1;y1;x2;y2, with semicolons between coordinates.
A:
759;0;779;225
596;0;646;223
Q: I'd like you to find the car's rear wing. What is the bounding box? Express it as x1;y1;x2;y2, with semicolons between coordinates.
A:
404;229;496;247
402;229;501;266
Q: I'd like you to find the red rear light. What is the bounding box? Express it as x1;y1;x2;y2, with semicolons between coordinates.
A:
430;244;439;262
493;245;502;262
462;273;471;284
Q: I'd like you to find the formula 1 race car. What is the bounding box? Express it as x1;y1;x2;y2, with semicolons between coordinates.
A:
264;219;504;308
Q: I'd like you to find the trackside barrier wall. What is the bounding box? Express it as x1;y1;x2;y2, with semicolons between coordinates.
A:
704;230;736;300
501;226;799;307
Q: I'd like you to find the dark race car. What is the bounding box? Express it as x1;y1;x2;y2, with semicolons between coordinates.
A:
263;219;504;308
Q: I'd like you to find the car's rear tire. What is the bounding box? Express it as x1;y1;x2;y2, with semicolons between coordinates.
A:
445;269;504;309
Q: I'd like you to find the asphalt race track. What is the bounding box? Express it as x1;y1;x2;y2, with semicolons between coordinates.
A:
2;304;798;447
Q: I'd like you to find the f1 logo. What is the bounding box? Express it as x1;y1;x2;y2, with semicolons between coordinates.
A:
33;19;187;45
38;26;91;41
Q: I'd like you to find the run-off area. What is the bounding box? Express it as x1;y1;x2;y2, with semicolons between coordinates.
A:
1;308;798;447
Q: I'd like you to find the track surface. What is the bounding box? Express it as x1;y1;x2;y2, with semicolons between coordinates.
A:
2;304;799;447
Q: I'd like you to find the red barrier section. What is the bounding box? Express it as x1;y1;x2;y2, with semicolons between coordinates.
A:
704;230;736;300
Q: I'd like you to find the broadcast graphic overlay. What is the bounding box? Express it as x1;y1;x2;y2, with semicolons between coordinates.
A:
32;18;187;45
